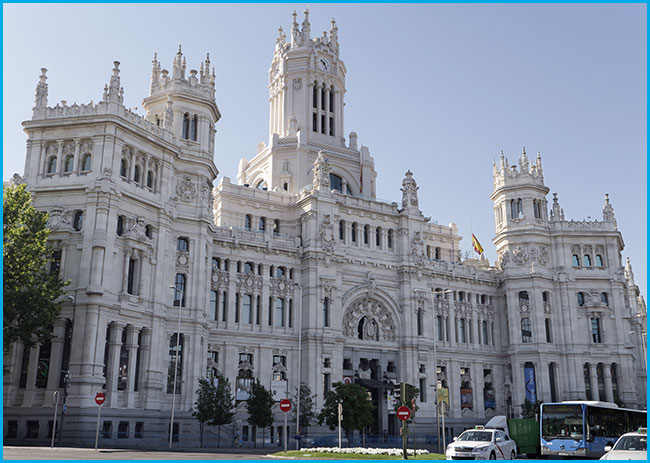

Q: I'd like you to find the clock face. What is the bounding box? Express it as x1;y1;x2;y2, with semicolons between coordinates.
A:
318;57;330;71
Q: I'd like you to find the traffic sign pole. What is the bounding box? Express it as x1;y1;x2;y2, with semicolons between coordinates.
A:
94;392;105;451
278;399;291;453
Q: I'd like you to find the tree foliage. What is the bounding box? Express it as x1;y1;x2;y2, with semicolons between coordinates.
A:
521;399;543;419
246;379;274;447
318;382;375;442
3;184;68;354
192;372;235;448
293;382;316;432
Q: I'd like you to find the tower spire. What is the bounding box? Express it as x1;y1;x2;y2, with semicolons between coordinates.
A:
173;45;184;80
602;193;617;226
103;61;123;104
329;18;339;54
150;52;161;91
301;8;311;42
291;10;300;46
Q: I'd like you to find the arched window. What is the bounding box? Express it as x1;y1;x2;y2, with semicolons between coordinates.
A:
312;84;317;109
435;247;441;260
351;223;357;243
276;266;286;278
81;154;92;172
339;220;345;241
583;254;592;267
73;211;84;231
47;156;57;174
518;291;529;302
243;262;254;275
459;291;465;302
481;294;486;304
190;115;198;141
258;217;266;232
510;199;517;219
376;227;382;246
600;292;608;306
517;199;523;217
182;113;190;139
363;225;369;244
521;318;532;343
595;255;604;267
145;225;153;239
577;292;585;306
572;255;580;267
255;180;267;190
273;219;280;236
120;159;128;177
387;229;393;249
357;316;366;339
134;165;141;184
210;291;218;320
146;170;154;189
329;174;343;193
174;273;186;307
542;291;549;303
244;214;252;231
64;155;74;173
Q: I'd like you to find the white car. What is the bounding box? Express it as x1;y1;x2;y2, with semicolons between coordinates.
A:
446;427;517;460
599;428;647;460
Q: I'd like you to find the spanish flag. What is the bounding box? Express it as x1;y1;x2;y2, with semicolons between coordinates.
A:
472;234;484;255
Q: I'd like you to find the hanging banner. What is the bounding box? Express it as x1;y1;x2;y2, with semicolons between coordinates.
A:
524;366;537;403
460;388;473;409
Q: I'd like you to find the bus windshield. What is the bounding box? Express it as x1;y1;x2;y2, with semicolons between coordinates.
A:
542;404;584;440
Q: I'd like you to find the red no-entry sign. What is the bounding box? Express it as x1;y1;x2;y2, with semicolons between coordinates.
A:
95;392;106;406
397;406;411;421
280;399;291;412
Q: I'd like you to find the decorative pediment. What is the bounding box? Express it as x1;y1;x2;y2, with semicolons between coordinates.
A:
342;298;396;342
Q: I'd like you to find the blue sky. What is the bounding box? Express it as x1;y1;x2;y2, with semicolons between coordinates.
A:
3;3;647;297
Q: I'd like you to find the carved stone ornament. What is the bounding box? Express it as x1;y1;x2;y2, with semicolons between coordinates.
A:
342;298;396;342
293;78;302;90
270;277;294;297
512;246;528;265
538;246;549;266
410;231;426;265
124;217;150;243
312;151;331;191
211;269;229;290
363;272;377;299
237;273;263;293
519;301;530;313
401;170;419;209
499;250;511;268
318;214;335;254
46;207;73;231
176;175;196;201
435;299;450;315
176;251;189;268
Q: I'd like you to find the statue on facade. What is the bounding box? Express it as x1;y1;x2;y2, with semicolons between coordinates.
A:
401;170;419;210
312;151;331;192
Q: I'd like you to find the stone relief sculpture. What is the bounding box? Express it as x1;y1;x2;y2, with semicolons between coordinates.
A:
312;151;331;191
401;170;419;210
176;175;196;201
410;231;425;265
318;214;335;254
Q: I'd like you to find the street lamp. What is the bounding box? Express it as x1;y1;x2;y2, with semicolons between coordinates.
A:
168;283;182;449
428;288;452;454
295;283;303;450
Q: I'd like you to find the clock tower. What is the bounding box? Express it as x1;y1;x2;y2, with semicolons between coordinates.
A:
237;10;377;198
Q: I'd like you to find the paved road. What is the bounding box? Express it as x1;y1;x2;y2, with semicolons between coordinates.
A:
3;446;278;460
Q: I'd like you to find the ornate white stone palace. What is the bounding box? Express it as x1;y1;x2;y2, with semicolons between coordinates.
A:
3;10;646;447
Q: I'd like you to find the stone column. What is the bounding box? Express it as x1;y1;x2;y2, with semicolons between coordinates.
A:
46;321;67;392
381;229;388;252
447;360;461;419
588;363;600;401
22;346;40;406
345;222;352;245
125;325;139;408
324;87;330;135
73;138;81;174
143;156;149;189
56;139;64;175
474;363;485;419
602;364;614;403
106;322;124;407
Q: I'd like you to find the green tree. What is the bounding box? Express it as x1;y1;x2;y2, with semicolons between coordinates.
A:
212;371;236;447
318;382;375;444
521;399;543;419
3;183;68;355
246;379;274;448
293;382;316;435
193;377;217;448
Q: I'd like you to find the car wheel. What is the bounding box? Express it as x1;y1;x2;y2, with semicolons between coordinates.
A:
489;451;496;460
510;451;516;460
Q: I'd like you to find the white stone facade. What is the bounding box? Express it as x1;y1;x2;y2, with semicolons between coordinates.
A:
3;11;646;447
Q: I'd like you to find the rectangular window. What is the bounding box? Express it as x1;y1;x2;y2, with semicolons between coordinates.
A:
329;91;334;112
545;318;552;343
7;420;18;439
323;373;331;399
174;273;186;307
127;258;137;294
176;237;189;252
35;338;52;388
288;299;293;328
256;295;261;325
329;117;334;136
118;421;129;439
312;112;317;132
482;320;489;345
459;318;467;343
417;309;423;336
210;291;218;320
134;331;142;392
323;297;330;327
419;378;426;402
117;328;129;391
167;333;183;394
242;294;252;324
102;421;112;439
591;318;602;343
26;421;39;439
50;249;62;275
548;364;557;402
134;422;144;439
221;291;228;321
436;316;444;341
320;115;325;134
275;298;285;327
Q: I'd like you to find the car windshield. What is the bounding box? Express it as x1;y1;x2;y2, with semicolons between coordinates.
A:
458;431;493;442
613;436;647;451
542;405;584;441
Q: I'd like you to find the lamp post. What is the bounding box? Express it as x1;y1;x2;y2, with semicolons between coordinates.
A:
429;288;452;454
295;283;303;450
168;283;182;449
